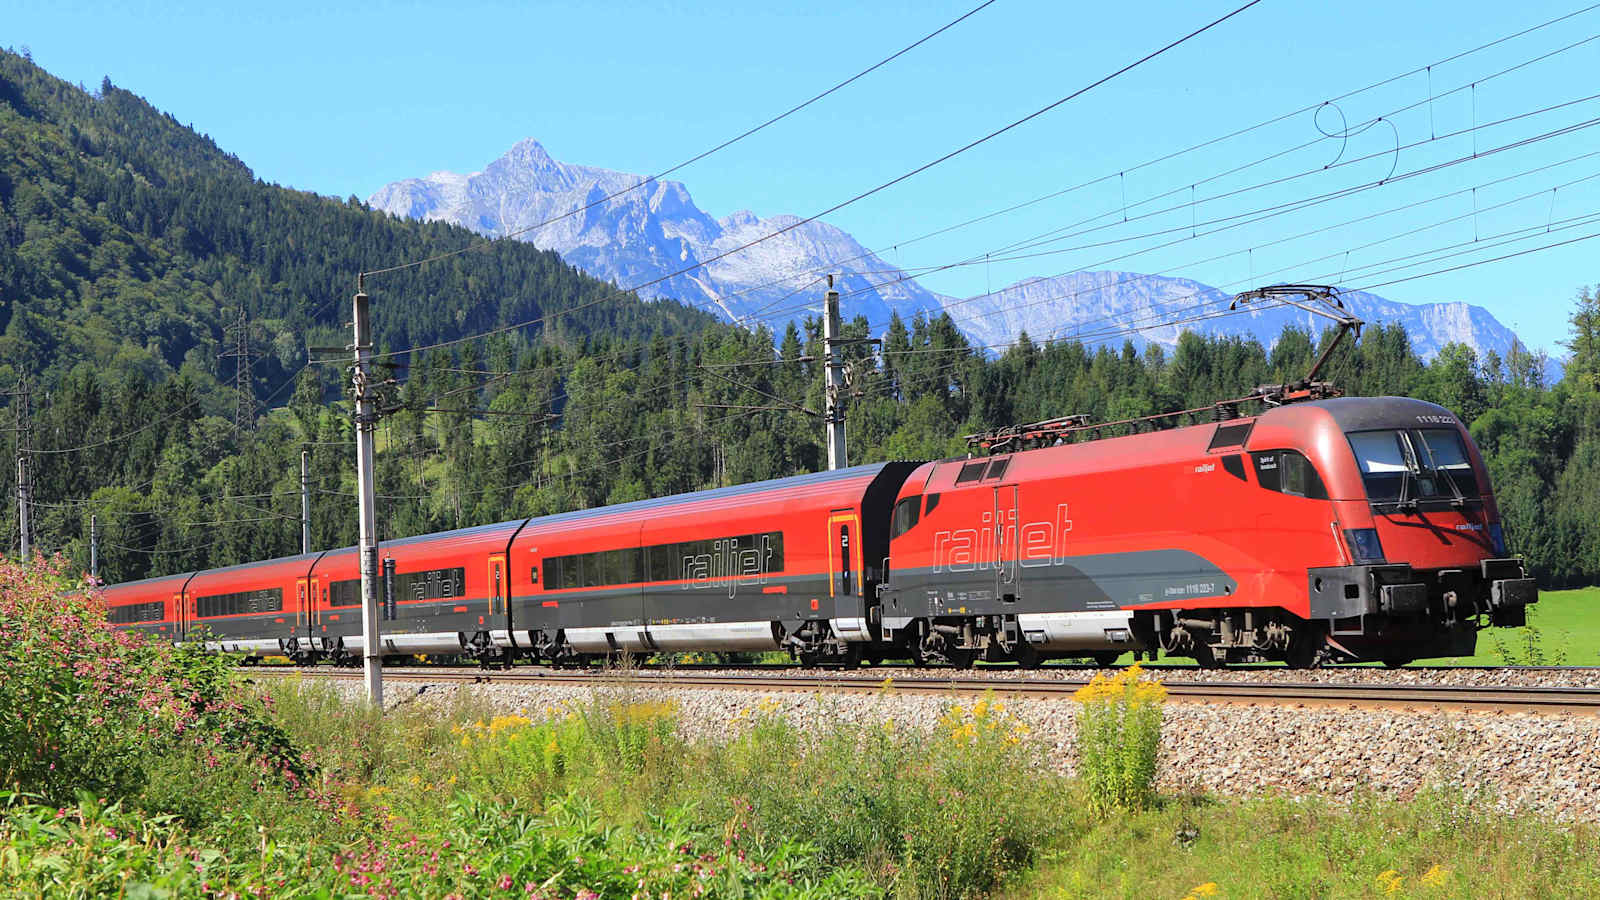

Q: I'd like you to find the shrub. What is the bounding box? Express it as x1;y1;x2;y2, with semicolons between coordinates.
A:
1073;663;1167;815
0;556;307;807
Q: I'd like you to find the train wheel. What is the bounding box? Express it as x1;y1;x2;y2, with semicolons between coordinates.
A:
1012;642;1044;670
1192;643;1224;669
1090;651;1122;668
946;647;977;670
838;644;863;670
796;649;822;668
1283;631;1324;670
1381;658;1413;669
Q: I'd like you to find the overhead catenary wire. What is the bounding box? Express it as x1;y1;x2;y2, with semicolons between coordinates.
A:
744;82;1600;331
715;6;1600;329
855;142;1600;340
791;93;1600;332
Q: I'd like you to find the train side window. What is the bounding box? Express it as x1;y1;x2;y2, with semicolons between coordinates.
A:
924;493;941;516
955;461;987;485
891;496;921;539
983;457;1010;481
1221;454;1247;481
1280;451;1328;499
1254;450;1327;499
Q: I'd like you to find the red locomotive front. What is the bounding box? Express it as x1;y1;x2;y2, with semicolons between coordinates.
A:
879;395;1536;668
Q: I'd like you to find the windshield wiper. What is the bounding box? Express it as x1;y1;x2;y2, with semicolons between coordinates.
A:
1393;432;1419;514
1414;431;1468;508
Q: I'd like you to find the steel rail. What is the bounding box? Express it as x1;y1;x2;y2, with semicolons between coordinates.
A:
242;667;1600;714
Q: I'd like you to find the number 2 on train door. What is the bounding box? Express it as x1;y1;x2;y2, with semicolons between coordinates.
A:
827;510;861;599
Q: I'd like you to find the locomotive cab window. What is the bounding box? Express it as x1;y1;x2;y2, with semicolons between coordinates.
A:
1347;428;1480;506
1252;450;1327;499
891;495;921;539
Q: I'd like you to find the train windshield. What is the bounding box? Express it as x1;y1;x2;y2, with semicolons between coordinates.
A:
1346;428;1480;507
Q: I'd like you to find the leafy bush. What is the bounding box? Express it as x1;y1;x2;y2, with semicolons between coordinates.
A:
1073;663;1167;815
0;556;306;806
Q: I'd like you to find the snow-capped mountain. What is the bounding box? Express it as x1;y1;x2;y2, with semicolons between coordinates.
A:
956;270;1525;361
370;139;1527;362
368;138;946;331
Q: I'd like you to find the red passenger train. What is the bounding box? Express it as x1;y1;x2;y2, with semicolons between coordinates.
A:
102;395;1536;668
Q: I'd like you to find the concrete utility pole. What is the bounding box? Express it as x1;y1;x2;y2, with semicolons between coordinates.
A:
823;275;847;471
89;514;98;581
300;449;311;555
351;286;384;708
16;378;30;563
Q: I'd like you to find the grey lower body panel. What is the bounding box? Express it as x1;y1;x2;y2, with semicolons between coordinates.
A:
203;638;282;656
886;549;1236;619
563;620;783;653
1017;611;1143;650
339;631;466;655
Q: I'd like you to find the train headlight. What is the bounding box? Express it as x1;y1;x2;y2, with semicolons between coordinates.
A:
1488;522;1507;556
1343;528;1386;565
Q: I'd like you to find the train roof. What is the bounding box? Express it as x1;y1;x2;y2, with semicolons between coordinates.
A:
1288;396;1461;431
108;461;912;588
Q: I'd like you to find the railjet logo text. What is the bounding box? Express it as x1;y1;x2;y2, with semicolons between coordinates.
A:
932;504;1072;573
681;535;780;599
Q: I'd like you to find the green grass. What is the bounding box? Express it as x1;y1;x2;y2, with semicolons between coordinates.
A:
1444;587;1600;666
1016;785;1600;899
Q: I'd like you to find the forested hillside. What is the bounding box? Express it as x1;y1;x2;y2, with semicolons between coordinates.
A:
2;48;1597;589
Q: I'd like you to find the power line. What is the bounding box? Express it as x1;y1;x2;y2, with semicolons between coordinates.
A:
858;143;1600;340
719;5;1600;329
795;91;1600;333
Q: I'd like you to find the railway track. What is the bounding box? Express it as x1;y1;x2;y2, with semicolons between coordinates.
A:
243;666;1600;714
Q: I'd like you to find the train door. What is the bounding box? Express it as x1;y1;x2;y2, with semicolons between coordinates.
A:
827;509;862;613
487;554;507;619
994;485;1019;602
295;577;312;647
311;576;328;642
172;590;187;642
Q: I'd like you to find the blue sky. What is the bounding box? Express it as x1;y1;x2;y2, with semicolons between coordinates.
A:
8;0;1599;355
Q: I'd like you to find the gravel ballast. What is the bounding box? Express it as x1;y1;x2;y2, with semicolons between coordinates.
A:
312;675;1600;822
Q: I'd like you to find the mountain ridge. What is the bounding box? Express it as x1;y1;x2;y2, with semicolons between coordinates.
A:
370;137;1531;363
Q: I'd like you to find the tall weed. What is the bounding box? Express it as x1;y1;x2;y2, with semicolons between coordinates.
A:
1074;663;1167;815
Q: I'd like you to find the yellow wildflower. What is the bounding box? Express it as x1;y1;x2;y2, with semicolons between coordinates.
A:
1420;864;1448;887
1375;870;1403;895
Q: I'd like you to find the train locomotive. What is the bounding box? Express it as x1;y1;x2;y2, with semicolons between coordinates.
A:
102;391;1536;669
